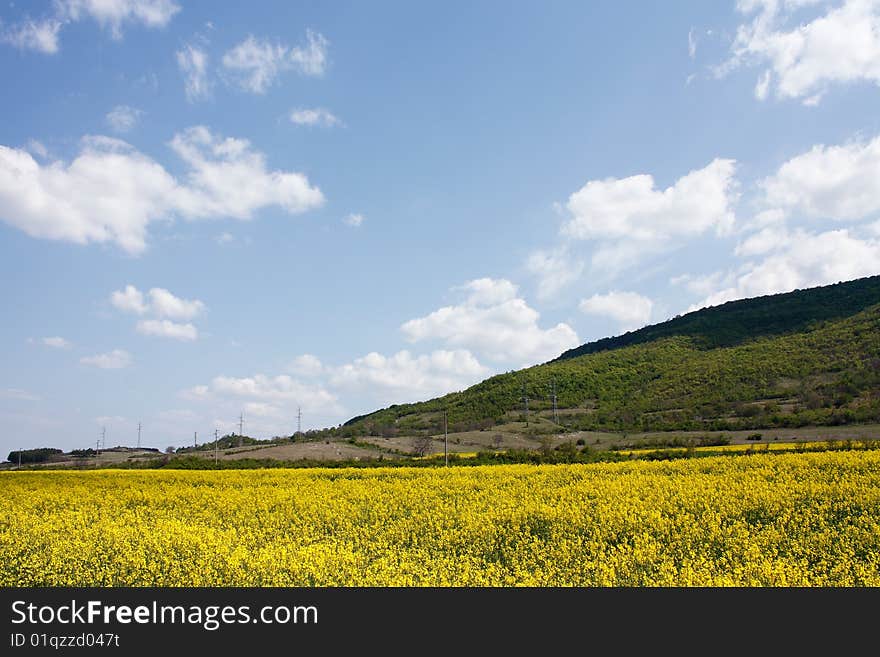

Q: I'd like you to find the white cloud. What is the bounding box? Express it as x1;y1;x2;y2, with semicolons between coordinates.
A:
688;27;698;58
0;388;40;401
222;30;329;94
580;291;654;329
42;336;71;349
289;354;324;377
725;0;880;104
400;278;579;366
169;126;325;220
734;225;791;256
193;374;342;418
57;0;180;39
176;44;211;102
147;287;205;320
553;159;738;278
344;213;364;227
690;228;880;310
105;105;142;133
329;349;489;405
215;232;234;245
759;134;880;222
0;127;324;254
111;286;204;340
1;19;62;53
1;1;179;54
525;247;584;299
243;402;282;418
290;108;341;127
111;285;148;314
80;349;132;369
562;159;737;242
136;319;198;341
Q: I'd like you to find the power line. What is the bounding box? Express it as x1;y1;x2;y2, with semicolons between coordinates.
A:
297;406;302;434
214;428;219;465
137;422;141;449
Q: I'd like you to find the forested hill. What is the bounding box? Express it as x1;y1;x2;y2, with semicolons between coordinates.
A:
341;276;880;437
554;275;880;361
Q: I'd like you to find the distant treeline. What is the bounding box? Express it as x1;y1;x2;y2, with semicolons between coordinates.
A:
6;448;62;464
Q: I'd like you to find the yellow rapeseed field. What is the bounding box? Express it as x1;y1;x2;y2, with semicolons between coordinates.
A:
2;450;879;586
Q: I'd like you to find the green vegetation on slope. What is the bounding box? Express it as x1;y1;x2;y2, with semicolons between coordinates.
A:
555;275;880;360
343;277;880;437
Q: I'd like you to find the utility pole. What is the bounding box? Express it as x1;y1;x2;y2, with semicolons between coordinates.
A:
99;426;105;454
137;422;141;449
297;406;302;435
444;410;448;467
551;379;559;425
522;384;529;427
194;431;197;448
17;448;21;469
214;428;219;465
239;412;244;446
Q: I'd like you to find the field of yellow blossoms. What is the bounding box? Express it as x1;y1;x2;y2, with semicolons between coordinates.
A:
2;450;879;586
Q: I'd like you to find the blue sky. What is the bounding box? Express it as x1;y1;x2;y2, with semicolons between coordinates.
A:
2;0;880;454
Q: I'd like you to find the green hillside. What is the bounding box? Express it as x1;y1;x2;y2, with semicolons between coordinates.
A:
555;275;880;361
343;276;880;437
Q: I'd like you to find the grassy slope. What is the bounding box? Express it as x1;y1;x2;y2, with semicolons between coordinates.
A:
344;277;880;436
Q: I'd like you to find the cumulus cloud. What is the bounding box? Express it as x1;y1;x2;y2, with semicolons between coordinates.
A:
176;44;211;102
105;105;142;133
580;291;654;330
329;349;489;404
400;278;579;366
724;0;880;104
222;30;329;94
169;126;324;220
0;19;62;53
759;134;880;222
344;213;364;227
186;348;489;428
290;108;341;127
146;287;205;320
557;159;738;277
197;374;341;414
111;285;148;314
0;127;324;254
111;285;205;340
41;336;71;349
687;228;880;310
562;159;737;242
289;354;324;377
136;319;198;341
80;349;131;369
